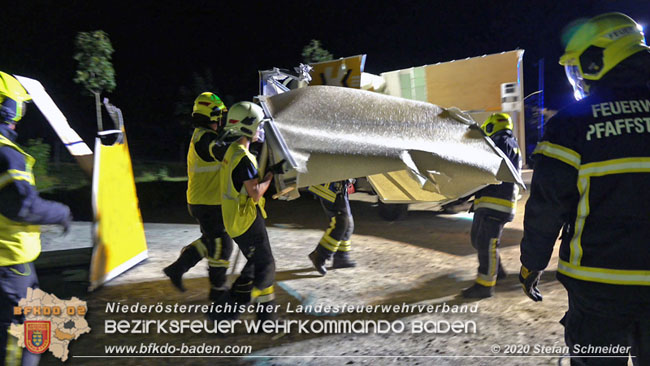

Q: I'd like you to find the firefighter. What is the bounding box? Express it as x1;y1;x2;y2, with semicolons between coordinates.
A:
519;12;650;365
462;112;521;298
307;180;356;275
0;72;72;366
163;92;235;302
212;101;276;321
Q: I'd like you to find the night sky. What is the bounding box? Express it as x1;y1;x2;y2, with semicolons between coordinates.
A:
3;1;650;160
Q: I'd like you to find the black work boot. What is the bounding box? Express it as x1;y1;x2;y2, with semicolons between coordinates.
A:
207;289;240;321
461;283;494;299
208;267;228;300
230;277;253;305
309;249;328;275
163;245;202;292
256;300;278;322
209;286;230;303
332;251;357;269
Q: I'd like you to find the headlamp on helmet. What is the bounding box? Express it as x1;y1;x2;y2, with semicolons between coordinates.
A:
481;113;513;137
192;92;227;123
559;12;649;100
0;72;31;124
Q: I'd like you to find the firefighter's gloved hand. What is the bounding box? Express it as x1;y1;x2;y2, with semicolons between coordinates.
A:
519;265;543;302
268;159;287;175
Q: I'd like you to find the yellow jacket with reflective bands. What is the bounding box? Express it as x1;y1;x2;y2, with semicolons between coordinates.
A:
219;142;265;237
187;128;222;205
0;135;40;266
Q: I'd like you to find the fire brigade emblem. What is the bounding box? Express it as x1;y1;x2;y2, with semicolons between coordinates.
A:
25;321;51;354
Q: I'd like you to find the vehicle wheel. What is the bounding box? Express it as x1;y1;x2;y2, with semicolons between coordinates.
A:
377;202;408;221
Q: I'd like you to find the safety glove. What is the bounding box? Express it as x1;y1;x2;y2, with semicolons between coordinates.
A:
519;265;543;302
268;159;287;175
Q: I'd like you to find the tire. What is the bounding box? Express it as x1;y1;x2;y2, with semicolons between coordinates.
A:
377;202;408;221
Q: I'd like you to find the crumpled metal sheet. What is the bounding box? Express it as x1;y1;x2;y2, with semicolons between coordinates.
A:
261;85;522;200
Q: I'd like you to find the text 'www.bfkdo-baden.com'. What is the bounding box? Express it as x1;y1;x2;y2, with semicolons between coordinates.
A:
102;342;252;356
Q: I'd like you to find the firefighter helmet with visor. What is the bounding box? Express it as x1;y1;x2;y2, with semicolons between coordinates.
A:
224;101;267;142
192;92;227;123
481;113;513;137
0;72;31;124
559;12;649;100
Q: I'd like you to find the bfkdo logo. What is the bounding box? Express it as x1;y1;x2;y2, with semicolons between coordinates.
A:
25;321;51;354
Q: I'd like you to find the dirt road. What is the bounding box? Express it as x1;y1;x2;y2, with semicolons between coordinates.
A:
38;189;577;366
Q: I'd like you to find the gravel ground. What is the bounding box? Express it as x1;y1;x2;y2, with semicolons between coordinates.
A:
35;190;605;366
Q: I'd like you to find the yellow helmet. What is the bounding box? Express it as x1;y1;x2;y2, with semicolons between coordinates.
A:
481;113;513;137
559;12;649;100
192;92;227;123
0;71;31;124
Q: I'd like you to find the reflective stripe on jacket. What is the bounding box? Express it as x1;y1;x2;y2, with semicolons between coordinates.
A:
473;130;521;220
187;128;222;205
220;142;266;237
308;183;337;203
308;181;352;203
0;134;40;265
521;86;650;286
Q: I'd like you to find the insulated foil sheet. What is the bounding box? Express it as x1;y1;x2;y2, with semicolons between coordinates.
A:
263;86;521;199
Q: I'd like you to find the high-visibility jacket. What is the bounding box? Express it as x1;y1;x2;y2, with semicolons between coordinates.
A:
521;83;650;287
473;130;521;221
0;134;40;265
187;127;226;205
220;142;266;237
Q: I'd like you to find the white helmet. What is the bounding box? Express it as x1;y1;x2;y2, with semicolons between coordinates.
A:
224;101;266;141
